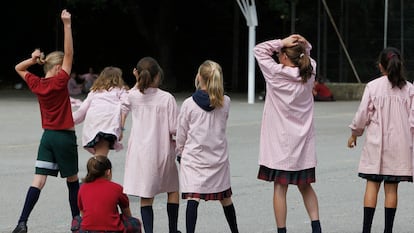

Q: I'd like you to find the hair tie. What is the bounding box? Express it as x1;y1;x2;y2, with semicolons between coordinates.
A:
387;52;396;60
299;53;305;58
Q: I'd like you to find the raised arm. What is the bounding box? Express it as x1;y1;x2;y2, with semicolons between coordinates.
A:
60;9;73;75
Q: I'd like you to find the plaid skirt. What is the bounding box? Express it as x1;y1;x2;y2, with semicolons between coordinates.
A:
182;188;232;201
257;165;316;185
85;132;117;150
359;173;413;183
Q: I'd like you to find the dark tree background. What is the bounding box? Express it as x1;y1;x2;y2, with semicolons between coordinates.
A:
2;0;414;93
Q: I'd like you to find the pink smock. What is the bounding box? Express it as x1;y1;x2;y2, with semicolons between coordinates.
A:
72;87;128;154
254;39;317;171
349;76;414;177
122;87;179;197
176;95;232;194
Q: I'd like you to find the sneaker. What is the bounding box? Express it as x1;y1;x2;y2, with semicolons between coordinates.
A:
71;215;82;232
12;222;27;233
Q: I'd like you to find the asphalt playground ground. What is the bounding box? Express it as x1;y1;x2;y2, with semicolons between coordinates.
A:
1;89;414;233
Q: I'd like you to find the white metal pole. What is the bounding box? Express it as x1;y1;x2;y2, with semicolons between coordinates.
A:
248;25;255;104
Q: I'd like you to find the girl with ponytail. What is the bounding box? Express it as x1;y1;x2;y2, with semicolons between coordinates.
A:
121;57;181;233
348;47;414;233
254;34;321;233
176;60;240;233
77;156;142;233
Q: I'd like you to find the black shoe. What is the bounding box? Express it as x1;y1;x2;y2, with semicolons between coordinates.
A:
71;215;82;232
12;222;27;233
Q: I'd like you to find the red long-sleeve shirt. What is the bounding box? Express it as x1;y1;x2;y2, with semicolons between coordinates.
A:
78;178;129;231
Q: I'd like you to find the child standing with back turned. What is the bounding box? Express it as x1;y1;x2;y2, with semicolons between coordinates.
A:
72;66;129;157
176;60;239;233
254;34;322;233
12;9;80;233
121;57;180;233
347;47;414;233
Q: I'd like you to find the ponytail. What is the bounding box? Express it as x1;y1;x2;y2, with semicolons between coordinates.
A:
82;156;112;183
379;48;406;89
297;53;313;83
42;51;64;74
137;69;152;93
198;60;224;108
282;43;314;83
135;57;162;94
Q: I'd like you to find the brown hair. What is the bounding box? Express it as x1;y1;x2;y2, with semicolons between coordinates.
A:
281;42;314;83
135;57;163;93
378;47;406;89
82;156;112;183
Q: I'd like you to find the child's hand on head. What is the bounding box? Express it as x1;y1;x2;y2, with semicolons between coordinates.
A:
32;49;45;64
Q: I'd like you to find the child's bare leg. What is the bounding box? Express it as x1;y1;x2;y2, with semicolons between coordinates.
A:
94;139;110;156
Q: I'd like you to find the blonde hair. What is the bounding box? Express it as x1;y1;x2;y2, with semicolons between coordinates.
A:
90;66;127;92
196;60;224;108
39;51;64;74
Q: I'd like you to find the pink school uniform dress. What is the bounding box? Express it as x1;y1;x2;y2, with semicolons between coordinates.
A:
176;93;232;199
349;76;414;182
122;87;179;198
254;39;318;184
72;87;128;155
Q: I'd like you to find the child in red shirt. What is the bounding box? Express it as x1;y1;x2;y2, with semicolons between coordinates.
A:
313;77;335;101
12;9;80;233
77;156;141;233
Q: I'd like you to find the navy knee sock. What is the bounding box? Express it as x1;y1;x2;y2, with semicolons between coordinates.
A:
67;180;80;217
18;186;41;223
141;205;154;233
277;227;287;233
311;220;322;233
223;203;239;233
363;207;376;233
186;200;199;233
167;203;179;233
384;207;396;233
